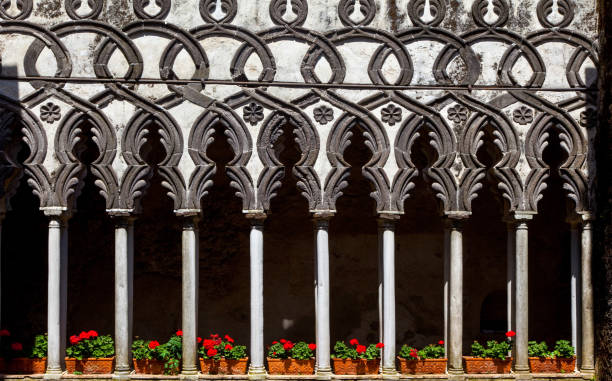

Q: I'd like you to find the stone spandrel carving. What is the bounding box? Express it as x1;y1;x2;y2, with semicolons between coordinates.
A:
0;0;599;216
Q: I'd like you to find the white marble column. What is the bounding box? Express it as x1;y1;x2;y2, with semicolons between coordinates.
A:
248;214;266;379
378;223;384;344
569;222;581;368
513;213;533;375
314;214;332;379
113;215;135;379
506;223;515;333
379;215;399;378
446;216;465;375
44;211;69;379
180;213;200;377
580;217;595;376
443;227;450;357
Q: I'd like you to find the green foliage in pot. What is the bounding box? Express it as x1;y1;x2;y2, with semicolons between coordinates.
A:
30;334;48;359
66;331;114;360
470;340;511;360
267;339;315;360
398;345;418;360
399;342;445;360
132;339;164;361
332;339;383;360
156;333;182;375
528;340;575;359
199;334;247;360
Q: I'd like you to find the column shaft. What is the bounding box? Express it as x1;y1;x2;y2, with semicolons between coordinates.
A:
514;220;529;373
114;217;134;377
181;216;200;376
443;227;450;356
378;225;384;343
380;217;398;377
447;219;463;374
248;217;266;378
314;217;331;377
46;214;68;377
580;220;594;373
507;224;515;333
570;225;581;367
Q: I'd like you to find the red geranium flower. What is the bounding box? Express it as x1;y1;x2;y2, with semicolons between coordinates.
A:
87;330;98;338
78;331;90;340
69;335;80;345
211;334;219;338
11;342;23;351
203;339;215;349
0;329;10;337
438;340;444;345
308;343;316;351
349;339;359;346
506;330;516;338
356;345;366;354
376;342;384;348
207;348;218;357
176;330;183;336
149;341;160;349
224;334;234;343
272;341;278;344
283;341;294;350
409;349;418;358
225;344;233;351
280;339;286;344
197;337;202;343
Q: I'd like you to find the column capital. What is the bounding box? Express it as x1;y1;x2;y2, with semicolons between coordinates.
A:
508;211;535;222
378;213;399;230
42;207;72;221
246;212;266;227
313;213;333;229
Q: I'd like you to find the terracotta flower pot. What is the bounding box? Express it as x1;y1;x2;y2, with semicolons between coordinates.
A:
267;358;315;375
397;357;447;374
65;357;114;374
5;358;45;374
200;358;248;375
133;359;165;374
529;357;576;373
332;358;380;375
463;357;512;374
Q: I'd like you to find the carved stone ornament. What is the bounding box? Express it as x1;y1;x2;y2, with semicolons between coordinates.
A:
580;109;597;128
447;105;469;124
381;104;402;126
40;103;62;124
313;106;334;125
513;106;534;126
243;102;265;126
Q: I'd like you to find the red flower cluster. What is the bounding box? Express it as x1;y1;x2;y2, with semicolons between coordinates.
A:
438;340;444;345
224;334;234;343
409;348;418;358
148;341;160;350
356;345;366;354
202;333;235;355
207;348;217;357
283;341;294;350
11;342;23;351
176;330;183;336
69;330;98;345
349;338;359;346
308;343;316;351
505;330;516;338
0;329;10;337
376;342;384;349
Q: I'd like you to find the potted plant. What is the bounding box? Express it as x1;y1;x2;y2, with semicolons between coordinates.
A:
29;334;47;373
267;339;315;375
199;334;248;374
528;340;575;373
132;339;164;374
5;340;27;373
398;340;446;374
154;331;182;375
331;339;382;375
463;331;514;374
65;331;114;374
9;334;47;374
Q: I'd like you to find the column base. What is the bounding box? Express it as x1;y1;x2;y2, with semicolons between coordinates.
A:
381;367;399;379
112;371;132;381
248;365;267;380
43;370;64;380
513;365;530;374
315;366;332;380
180;371;199;381
580;368;595;380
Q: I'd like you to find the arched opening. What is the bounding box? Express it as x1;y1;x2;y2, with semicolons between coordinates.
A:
464;123;508;345
396;122;445;349
263;120;314;343
66;120;114;337
132;121;181;340
197;120;250;343
1;120;47;346
529;124;572;344
330;121;379;344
